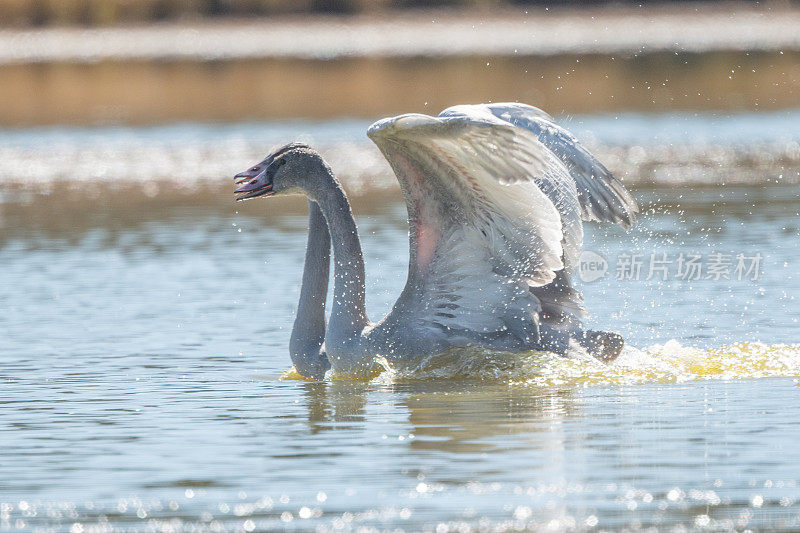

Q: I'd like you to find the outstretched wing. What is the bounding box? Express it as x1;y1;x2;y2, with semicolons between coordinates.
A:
440;103;639;229
368;111;584;341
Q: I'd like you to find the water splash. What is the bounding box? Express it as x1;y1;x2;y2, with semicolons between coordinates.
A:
282;341;800;386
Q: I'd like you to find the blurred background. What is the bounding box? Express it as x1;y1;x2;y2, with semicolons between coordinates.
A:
2;0;799;241
2;0;800;126
1;1;799;191
3;0;794;26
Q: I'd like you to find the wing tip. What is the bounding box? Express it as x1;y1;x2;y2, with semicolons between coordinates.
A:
620;189;640;229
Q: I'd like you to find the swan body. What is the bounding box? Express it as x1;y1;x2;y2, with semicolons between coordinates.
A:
234;103;638;378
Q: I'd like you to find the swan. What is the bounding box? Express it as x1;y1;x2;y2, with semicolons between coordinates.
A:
234;103;638;379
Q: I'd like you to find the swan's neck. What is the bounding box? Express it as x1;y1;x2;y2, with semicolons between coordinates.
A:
306;157;369;342
289;200;331;379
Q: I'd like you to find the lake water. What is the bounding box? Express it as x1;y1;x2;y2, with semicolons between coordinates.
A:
1;112;800;531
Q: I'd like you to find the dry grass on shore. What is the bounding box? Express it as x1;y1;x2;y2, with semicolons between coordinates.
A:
2;0;798;27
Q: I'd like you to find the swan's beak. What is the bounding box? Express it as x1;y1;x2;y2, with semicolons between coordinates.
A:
234;168;274;201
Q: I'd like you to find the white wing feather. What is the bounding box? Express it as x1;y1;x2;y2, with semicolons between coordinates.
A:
368;111;584;339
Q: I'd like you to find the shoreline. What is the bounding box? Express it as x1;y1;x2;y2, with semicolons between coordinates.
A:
1;50;799;126
2;5;800;65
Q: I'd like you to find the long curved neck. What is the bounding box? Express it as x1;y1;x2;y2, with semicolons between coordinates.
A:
305;157;369;341
289;200;331;379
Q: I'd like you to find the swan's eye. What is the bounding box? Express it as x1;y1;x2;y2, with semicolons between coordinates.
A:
250;167;259;172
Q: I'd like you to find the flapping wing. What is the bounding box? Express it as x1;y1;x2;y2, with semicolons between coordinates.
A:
368;112;585;340
440;103;639;229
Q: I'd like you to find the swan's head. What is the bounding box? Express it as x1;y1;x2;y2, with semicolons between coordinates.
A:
233;142;313;201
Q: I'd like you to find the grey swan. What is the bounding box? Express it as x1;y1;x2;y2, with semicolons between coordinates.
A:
234;103;638;379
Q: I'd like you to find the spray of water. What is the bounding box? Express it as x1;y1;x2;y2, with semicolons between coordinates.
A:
282;342;800;386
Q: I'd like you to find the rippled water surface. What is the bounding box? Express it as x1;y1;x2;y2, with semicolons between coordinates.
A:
2;113;800;531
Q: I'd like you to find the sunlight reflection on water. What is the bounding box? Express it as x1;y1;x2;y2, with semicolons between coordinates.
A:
1;115;799;531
